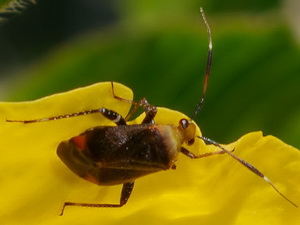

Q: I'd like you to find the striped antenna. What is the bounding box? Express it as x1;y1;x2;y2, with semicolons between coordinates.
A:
191;7;213;121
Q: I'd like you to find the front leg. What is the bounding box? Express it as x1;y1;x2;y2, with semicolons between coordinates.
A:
181;147;227;159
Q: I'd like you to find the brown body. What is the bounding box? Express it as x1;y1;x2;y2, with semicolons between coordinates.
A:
57;124;182;186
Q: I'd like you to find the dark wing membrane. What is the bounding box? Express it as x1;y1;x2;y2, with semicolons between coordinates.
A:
57;136;164;186
57;125;173;186
57;141;96;179
84;125;171;171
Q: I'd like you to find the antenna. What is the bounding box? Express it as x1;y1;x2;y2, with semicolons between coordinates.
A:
191;7;213;121
197;136;298;208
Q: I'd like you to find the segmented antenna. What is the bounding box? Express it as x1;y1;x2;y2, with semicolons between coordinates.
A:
191;7;213;121
193;8;297;208
198;136;298;208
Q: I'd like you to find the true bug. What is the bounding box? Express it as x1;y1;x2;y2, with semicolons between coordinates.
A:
7;8;297;215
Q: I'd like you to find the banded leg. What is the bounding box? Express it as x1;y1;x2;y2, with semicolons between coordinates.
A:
6;109;102;123
6;107;128;125
181;147;228;159
60;182;135;216
99;108;126;126
6;107;127;125
6;83;157;125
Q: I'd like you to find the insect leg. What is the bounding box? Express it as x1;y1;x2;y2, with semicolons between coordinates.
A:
6;83;157;124
197;136;297;208
141;103;157;124
99;108;127;125
181;147;227;159
111;82;157;124
60;182;134;216
6;107;128;125
6;109;102;123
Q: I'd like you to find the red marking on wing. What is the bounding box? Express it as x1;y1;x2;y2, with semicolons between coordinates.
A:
71;135;87;151
83;173;100;185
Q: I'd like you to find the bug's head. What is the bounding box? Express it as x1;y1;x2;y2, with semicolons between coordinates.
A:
178;118;196;145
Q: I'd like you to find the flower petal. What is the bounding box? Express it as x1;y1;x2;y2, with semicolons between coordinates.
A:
0;83;299;225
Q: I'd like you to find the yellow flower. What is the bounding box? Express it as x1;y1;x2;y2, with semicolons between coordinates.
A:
0;82;299;225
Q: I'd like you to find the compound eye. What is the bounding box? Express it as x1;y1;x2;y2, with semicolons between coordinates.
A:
187;138;195;145
179;119;189;129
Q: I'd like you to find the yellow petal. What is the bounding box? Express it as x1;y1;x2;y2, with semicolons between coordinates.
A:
0;82;299;225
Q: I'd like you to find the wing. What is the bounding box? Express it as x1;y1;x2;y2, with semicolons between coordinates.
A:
57;125;172;185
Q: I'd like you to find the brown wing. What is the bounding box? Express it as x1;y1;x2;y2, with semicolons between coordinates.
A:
57;125;172;186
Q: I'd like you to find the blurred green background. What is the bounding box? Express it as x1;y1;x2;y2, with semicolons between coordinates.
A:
0;0;299;148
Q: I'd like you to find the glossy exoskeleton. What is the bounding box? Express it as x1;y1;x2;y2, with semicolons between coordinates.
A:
57;101;203;212
6;8;297;215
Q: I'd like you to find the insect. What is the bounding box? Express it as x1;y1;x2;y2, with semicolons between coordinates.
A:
7;8;297;215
